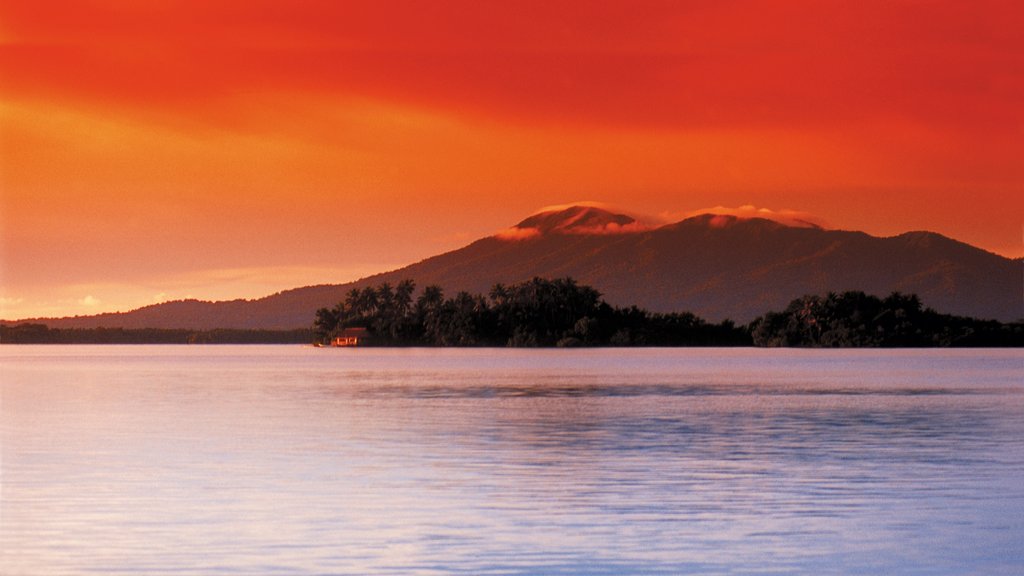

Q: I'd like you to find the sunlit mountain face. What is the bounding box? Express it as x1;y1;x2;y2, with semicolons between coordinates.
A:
499;204;828;239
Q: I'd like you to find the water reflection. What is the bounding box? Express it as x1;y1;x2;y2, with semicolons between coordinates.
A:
1;346;1022;575
338;381;989;399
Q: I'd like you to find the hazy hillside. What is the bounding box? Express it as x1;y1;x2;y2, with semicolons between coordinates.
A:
11;206;1021;329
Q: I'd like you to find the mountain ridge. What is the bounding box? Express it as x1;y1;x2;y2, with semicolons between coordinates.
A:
7;206;1021;328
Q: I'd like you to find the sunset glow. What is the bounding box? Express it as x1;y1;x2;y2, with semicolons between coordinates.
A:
2;1;1021;319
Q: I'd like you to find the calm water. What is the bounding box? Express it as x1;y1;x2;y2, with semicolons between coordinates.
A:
2;346;1022;575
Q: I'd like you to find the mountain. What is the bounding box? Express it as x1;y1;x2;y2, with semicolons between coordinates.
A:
509;204;638;235
11;206;1022;329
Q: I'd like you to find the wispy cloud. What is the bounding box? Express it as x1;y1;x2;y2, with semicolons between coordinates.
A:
496;201;655;240
494;227;543;241
664;205;831;229
0;297;26;318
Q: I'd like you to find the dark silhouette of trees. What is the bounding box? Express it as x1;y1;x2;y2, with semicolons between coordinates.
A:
0;325;314;344
750;291;1023;347
6;284;1019;347
311;277;750;347
415;284;445;344
313;307;339;341
312;280;1021;348
489;277;605;346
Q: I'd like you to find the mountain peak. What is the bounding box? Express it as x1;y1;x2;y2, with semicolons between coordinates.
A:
676;206;826;230
497;205;641;239
517;205;636;232
676;213;792;230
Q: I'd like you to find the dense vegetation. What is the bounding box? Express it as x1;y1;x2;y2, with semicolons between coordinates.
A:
315;278;1021;348
5;280;1019;347
750;291;1023;347
0;324;314;344
314;277;748;347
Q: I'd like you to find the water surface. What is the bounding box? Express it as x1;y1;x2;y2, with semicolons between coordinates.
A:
2;346;1022;575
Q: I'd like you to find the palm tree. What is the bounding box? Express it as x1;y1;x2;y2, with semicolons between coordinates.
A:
313;307;339;341
416;285;445;344
395;279;415;317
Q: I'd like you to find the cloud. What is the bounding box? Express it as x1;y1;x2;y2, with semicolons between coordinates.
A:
77;295;101;307
666;205;831;229
529;201;619;215
527;201;657;225
495;226;543;241
565;221;652;235
0;297;26;317
500;203;826;239
496;202;655;240
496;220;651;240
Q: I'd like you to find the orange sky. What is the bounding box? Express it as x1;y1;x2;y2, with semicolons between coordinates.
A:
1;0;1022;319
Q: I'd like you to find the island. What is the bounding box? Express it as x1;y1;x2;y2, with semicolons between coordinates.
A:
313;277;1023;348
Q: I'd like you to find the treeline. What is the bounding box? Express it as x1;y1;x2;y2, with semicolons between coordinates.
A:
317;278;1022;348
0;324;314;344
315;277;749;347
6;282;1018;347
750;291;1023;347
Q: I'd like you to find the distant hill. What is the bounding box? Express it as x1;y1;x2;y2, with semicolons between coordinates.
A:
10;206;1022;329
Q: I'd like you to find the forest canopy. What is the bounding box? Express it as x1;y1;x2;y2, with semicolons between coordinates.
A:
314;277;746;347
749;291;1022;347
0;326;314;345
315;278;1022;348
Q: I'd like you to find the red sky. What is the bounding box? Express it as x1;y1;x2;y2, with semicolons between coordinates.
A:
2;0;1022;319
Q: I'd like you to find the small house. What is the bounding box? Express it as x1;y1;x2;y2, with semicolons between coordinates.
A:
331;327;368;347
